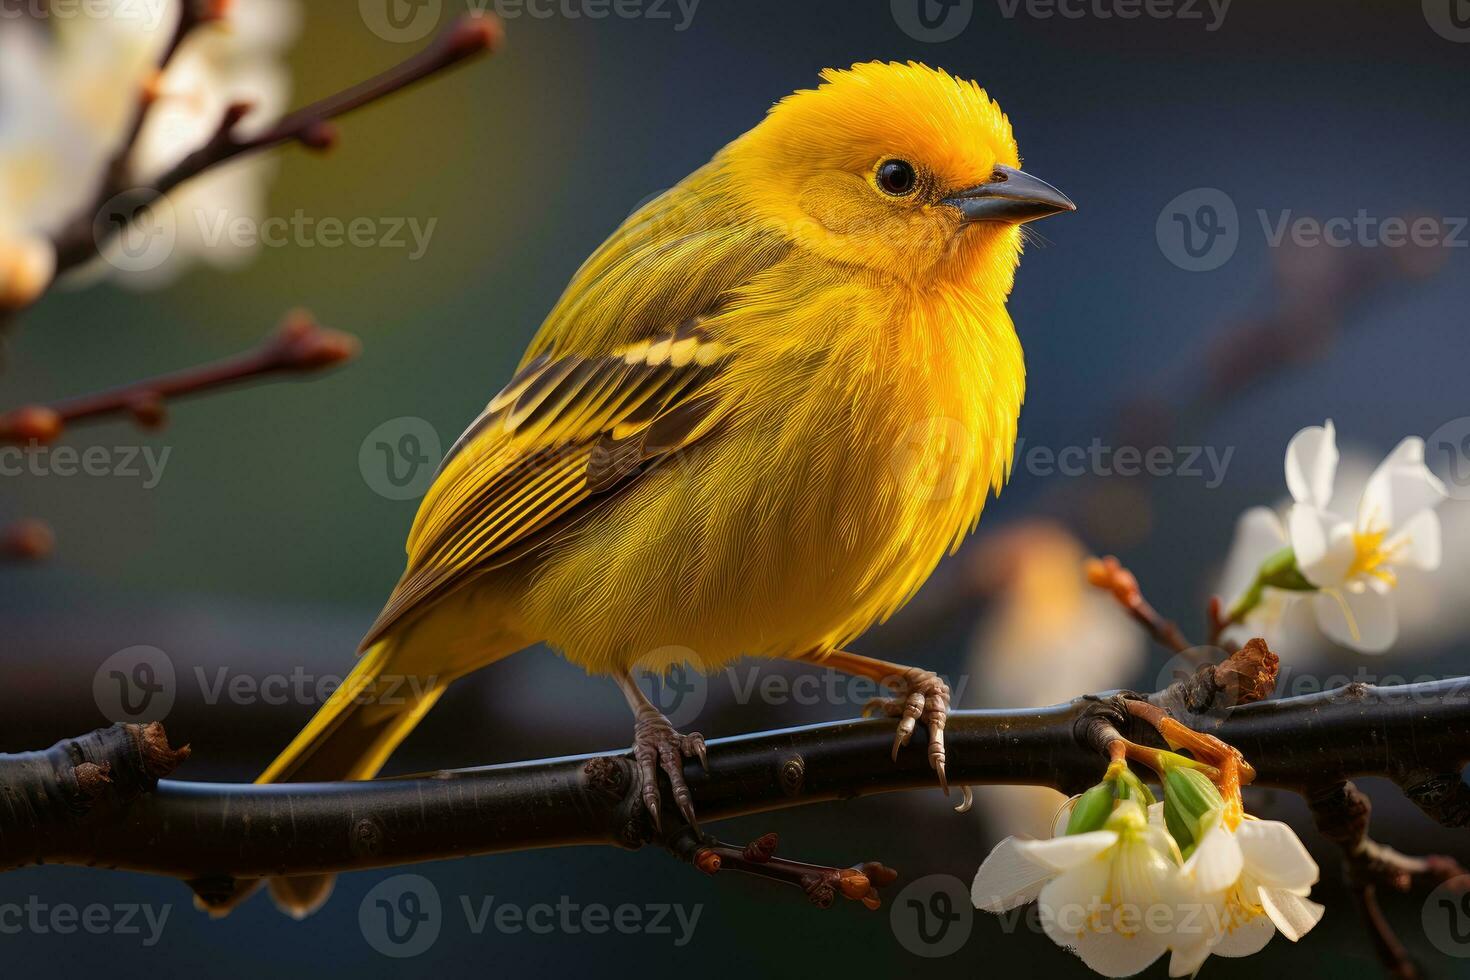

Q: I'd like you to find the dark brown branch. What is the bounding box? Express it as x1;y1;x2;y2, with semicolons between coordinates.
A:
3;668;1466;908
44;13;502;282
0;310;357;445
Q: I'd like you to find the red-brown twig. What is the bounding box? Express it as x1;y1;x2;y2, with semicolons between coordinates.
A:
1085;554;1194;654
0;310;357;445
0;518;54;562
1309;781;1470;980
97;0;227;202
47;12;503;278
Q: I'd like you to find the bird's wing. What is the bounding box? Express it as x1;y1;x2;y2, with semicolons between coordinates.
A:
360;320;727;649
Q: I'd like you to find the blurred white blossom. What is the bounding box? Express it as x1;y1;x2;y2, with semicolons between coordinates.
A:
115;0;301;285
0;0;300;295
966;523;1146;836
1219;421;1448;655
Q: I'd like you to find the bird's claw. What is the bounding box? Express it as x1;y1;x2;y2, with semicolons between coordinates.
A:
864;668;971;813
631;706;706;834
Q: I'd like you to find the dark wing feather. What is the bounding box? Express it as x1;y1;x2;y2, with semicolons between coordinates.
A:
360;324;726;649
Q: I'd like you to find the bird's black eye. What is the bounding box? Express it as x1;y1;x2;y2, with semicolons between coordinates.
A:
876;159;917;197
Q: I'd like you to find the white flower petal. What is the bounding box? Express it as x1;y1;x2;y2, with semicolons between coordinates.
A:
1183;822;1245;895
1259;887;1325;942
1361;437;1448;532
1039;856;1171;979
1038;856;1112;946
1388;509;1442;572
1285;422;1339;509
1017;831;1117;872
1313;588;1398;653
1209;907;1276;957
1072;921;1171;978
1217;507;1290;603
1236;820;1319;889
973;837;1056;912
1168;935;1217;978
1289;504;1355;587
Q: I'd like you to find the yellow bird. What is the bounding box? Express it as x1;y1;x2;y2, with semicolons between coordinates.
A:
257;61;1074;916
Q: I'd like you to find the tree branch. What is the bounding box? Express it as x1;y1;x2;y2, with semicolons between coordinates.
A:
0;310;357;445
39;12;502;289
1309;780;1470;980
3;673;1466;911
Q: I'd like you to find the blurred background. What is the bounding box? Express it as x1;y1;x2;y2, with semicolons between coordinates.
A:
2;0;1469;976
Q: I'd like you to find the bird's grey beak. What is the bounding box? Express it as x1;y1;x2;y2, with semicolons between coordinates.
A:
942;166;1076;224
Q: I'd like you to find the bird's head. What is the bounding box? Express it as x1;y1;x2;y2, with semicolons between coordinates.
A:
725;61;1074;291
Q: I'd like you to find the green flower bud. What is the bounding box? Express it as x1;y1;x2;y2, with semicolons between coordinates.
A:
1065;781;1116;836
1116;769;1157;807
1162;766;1225;857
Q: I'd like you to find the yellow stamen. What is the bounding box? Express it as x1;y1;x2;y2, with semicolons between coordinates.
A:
1348;525;1401;589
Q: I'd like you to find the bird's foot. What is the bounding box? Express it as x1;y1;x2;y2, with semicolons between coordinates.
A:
631;705;707;833
673;830;897;910
864;667;972;813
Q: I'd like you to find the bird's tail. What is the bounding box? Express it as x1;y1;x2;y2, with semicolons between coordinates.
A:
246;602;523;919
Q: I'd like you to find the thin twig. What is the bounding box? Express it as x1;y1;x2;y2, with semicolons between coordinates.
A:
1309;780;1470;980
45;13;502;280
99;0;225;200
0;310;357;445
1085;554;1194;654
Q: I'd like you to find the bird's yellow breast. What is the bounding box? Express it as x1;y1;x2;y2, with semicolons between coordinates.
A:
513;250;1024;674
